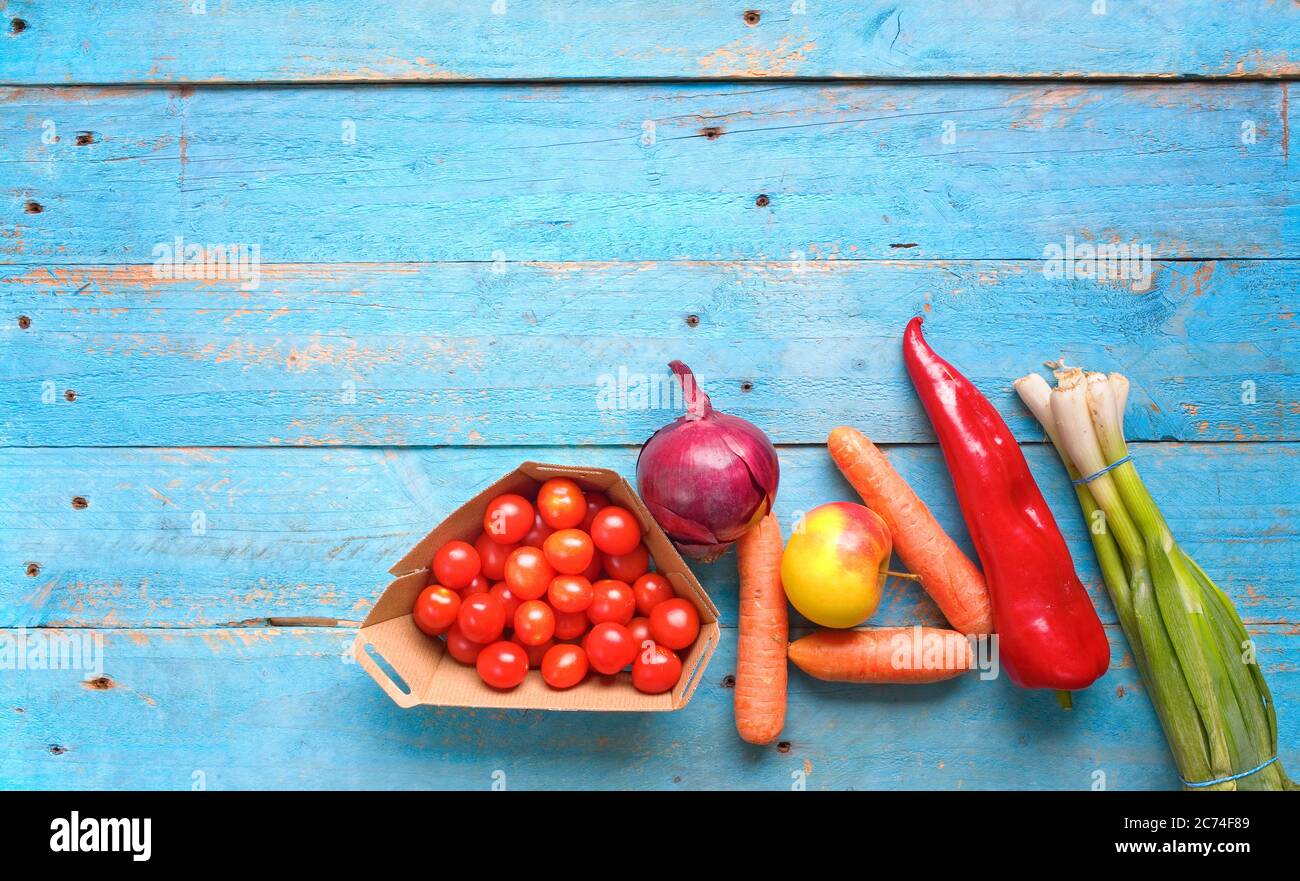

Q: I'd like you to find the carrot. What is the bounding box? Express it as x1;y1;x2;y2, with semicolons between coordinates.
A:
734;512;787;744
788;627;972;683
827;426;993;635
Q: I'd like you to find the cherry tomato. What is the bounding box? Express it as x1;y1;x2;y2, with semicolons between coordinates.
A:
582;549;604;581
604;543;649;582
457;592;506;644
512;634;554;668
489;581;522;621
463;574;491;596
543;528;595;575
580;491;611;532
483;494;534;545
553;609;591;641
432;540;481;590
475;533;518;581
514;600;556;646
522;511;555;548
548;574;593;613
541;644;589;689
584;622;638;675
444;625;486;665
649;598;700;650
626;616;653;648
589;506;642;556
505;546;555;600
537;478;587;530
413;585;461;636
476;640;528;689
588;579;636;626
633;572;675;616
632;643;682;694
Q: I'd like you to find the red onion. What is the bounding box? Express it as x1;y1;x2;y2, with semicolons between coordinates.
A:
636;361;779;562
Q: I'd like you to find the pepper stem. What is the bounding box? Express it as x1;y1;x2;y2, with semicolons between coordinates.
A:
668;360;712;420
1055;690;1073;710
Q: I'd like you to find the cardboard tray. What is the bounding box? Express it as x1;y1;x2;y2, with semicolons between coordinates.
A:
352;462;720;711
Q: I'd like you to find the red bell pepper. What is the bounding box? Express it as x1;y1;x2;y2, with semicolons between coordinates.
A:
902;316;1109;691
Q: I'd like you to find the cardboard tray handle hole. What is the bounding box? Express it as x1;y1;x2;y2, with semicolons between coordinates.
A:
355;640;414;704
678;632;716;706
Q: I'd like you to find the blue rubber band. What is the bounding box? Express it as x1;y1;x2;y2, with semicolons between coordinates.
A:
1182;755;1278;789
1071;453;1132;486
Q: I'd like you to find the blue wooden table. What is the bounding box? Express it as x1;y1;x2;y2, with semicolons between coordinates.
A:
2;1;1297;790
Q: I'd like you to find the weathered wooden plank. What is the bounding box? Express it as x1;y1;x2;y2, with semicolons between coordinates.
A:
2;83;1293;264
2;443;1295;629
4;260;1296;446
1;1;1296;83
2;624;1296;790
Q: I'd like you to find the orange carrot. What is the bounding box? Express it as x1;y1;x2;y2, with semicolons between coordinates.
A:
734;512;787;744
788;627;972;683
827;426;993;635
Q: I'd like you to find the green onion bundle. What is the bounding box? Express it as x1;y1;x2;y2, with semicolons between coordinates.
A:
1015;367;1294;791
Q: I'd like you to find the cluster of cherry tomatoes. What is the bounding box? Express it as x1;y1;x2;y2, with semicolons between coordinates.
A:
412;478;701;693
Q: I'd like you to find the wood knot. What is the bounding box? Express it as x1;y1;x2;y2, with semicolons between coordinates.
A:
71;496;89;510
743;10;761;26
700;126;724;140
17;315;31;329
721;674;736;688
755;194;770;207
64;389;76;402
49;744;68;755
740;380;754;392
9;18;27;34
776;741;792;754
83;676;115;691
25;563;40;577
24;200;43;214
74;131;96;146
684;314;700;327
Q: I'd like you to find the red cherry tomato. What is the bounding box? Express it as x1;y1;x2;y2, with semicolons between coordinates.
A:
536;478;587;530
548;575;593;613
580;491;611;532
649;598;700;650
444;625;487;665
475;533;518;581
582;549;604;581
476;641;528;689
632;643;682;694
543;528;595;575
553;609;591;641
463;574;491;596
413;585;461;636
522;511;555;548
483;494;534;545
511;634;554;668
589;506;642;556
604;543;649;582
504;546;555;600
541;644;589;689
432;540;481;590
633;572;674;616
584;622;638;675
514;600;556;646
457;592;506;644
626;616;653;648
489;581;522;621
588;579;636;626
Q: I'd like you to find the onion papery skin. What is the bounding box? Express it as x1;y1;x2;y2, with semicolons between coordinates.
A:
636;362;779;562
